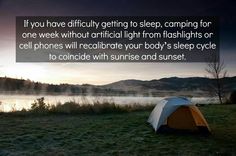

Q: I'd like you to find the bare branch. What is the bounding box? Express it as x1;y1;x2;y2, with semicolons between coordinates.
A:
205;54;227;104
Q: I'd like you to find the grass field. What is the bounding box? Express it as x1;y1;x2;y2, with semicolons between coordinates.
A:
0;104;236;156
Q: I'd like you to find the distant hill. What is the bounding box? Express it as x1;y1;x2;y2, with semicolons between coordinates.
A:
0;76;236;96
104;77;236;91
103;77;236;96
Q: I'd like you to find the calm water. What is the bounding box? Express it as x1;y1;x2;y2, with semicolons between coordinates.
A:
0;95;218;112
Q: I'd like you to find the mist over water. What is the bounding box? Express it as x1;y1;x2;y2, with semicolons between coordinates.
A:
0;95;218;112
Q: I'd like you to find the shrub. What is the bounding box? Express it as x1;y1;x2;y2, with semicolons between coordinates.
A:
229;91;236;104
31;97;50;113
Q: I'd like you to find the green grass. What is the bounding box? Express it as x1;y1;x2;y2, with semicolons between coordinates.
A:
0;104;236;156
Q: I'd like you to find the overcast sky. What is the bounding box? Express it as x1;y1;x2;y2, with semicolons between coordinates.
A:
0;0;235;85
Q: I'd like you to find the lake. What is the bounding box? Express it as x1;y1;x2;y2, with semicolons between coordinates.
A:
0;95;218;112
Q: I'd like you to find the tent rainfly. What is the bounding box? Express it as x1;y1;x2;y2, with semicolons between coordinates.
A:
147;97;210;133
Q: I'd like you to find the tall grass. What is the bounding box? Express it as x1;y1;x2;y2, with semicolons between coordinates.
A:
0;101;2;112
20;97;155;115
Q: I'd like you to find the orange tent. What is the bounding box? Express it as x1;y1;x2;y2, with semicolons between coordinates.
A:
148;97;211;133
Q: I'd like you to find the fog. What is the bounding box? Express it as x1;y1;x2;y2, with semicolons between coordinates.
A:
0;95;218;112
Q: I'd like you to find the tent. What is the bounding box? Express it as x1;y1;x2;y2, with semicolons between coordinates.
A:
147;97;210;133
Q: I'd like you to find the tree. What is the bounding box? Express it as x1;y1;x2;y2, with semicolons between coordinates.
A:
205;56;227;104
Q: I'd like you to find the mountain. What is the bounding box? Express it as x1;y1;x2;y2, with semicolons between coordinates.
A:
104;77;211;91
102;76;236;96
0;76;236;96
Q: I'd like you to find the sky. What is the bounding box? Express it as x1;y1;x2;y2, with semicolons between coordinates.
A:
0;0;236;85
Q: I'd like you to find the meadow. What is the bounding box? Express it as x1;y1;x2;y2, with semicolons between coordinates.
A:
0;101;236;156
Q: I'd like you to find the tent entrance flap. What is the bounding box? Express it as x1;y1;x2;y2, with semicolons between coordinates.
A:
167;106;197;130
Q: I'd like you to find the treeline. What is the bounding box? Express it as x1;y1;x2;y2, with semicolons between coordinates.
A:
0;77;132;95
